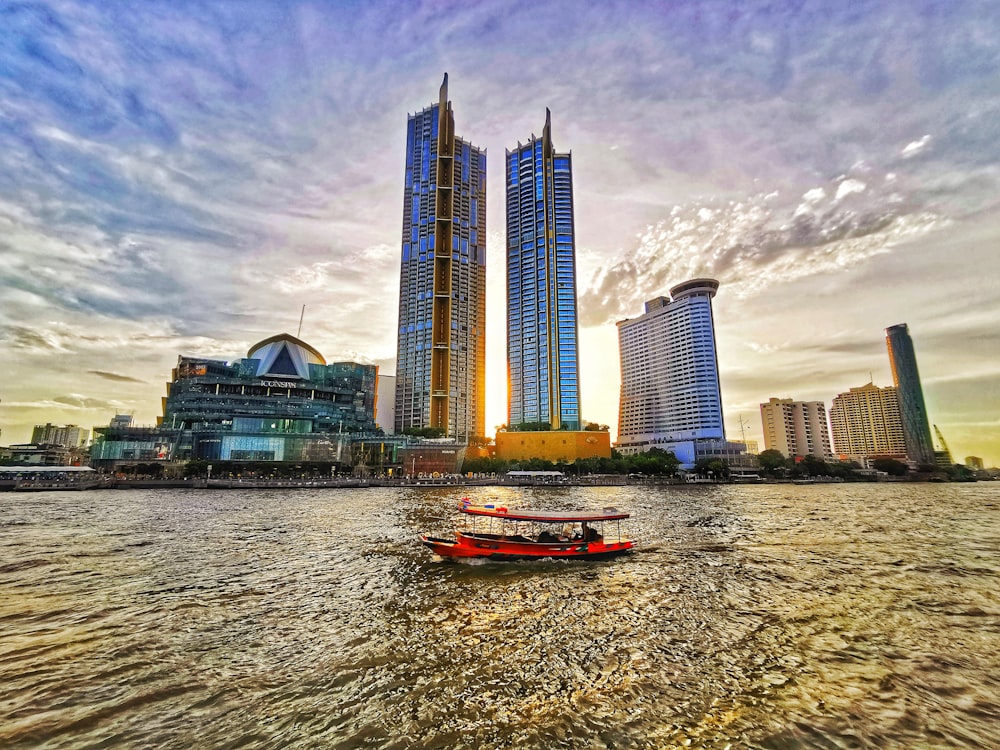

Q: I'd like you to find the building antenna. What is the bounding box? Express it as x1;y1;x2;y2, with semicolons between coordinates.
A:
297;305;305;338
738;414;749;444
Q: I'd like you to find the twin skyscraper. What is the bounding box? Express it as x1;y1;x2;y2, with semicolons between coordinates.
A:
394;75;581;442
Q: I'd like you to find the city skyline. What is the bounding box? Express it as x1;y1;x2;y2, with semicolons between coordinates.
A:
1;2;999;463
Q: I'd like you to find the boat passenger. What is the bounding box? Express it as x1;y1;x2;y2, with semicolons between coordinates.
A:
582;523;602;542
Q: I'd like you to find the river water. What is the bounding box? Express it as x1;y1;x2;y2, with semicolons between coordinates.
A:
1;484;997;749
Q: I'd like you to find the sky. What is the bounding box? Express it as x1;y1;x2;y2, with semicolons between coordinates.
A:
1;0;999;465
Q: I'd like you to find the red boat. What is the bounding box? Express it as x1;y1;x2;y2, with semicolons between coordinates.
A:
421;499;634;561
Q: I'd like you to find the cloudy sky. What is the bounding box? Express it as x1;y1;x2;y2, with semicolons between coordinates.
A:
2;0;999;464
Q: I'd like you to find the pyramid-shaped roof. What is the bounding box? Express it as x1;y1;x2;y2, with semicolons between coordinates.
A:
247;333;326;379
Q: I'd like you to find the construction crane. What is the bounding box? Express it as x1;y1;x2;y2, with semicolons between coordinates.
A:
933;424;953;465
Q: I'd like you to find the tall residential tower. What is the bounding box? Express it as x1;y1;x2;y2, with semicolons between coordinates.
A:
885;323;935;465
760;397;833;459
616;279;725;461
505;110;581;430
394;75;487;442
829;382;906;461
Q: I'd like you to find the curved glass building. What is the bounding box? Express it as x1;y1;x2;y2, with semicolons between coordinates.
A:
885;323;935;465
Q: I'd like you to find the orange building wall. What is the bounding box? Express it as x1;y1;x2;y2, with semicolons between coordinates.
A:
494;431;611;462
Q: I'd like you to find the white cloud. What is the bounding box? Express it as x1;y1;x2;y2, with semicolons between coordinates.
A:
794;187;827;217
273;262;337;293
901;135;932;159
580;173;950;326
834;178;867;202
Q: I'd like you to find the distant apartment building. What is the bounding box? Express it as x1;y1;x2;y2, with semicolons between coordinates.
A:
617;279;735;466
31;423;88;448
760;398;832;458
829;382;906;461
886;323;935;465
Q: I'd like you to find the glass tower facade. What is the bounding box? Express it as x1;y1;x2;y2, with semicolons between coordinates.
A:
885;323;935;465
89;334;379;466
394;75;487;443
505;109;581;430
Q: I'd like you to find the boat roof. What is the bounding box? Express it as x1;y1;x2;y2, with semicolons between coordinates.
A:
460;501;629;522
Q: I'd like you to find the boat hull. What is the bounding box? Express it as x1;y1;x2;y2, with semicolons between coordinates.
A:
421;532;633;561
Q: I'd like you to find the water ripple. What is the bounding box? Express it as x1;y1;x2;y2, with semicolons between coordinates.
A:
0;484;997;748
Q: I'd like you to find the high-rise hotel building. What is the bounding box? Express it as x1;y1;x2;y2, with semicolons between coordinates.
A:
885;323;935;465
505;110;581;430
394;75;487;442
616;279;725;458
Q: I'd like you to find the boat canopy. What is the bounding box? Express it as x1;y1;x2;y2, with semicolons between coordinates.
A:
459;500;629;523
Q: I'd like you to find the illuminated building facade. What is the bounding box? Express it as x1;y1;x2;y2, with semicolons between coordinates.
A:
829;382;906;461
505;109;581;430
91;333;378;464
394;74;487;443
494;429;610;462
